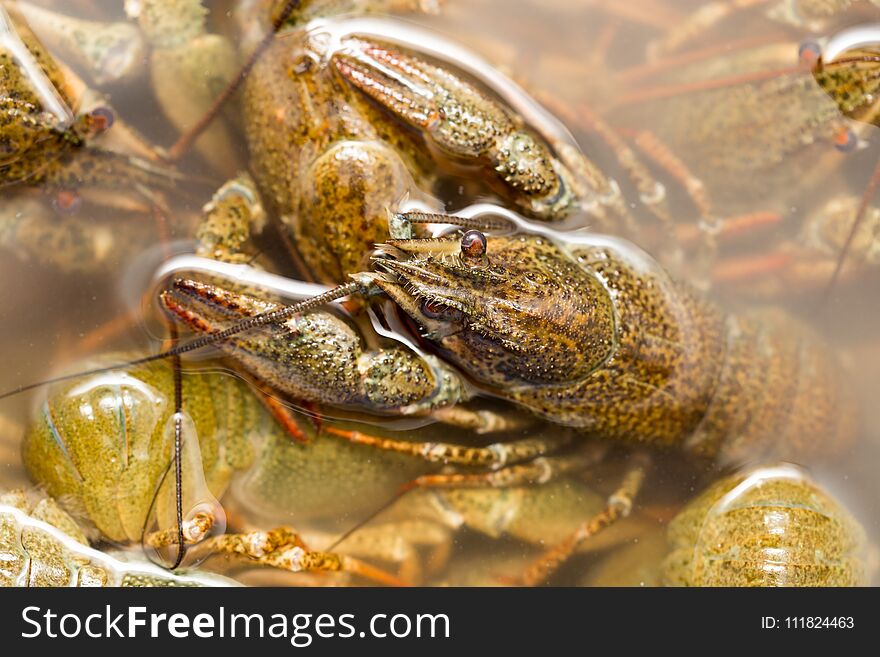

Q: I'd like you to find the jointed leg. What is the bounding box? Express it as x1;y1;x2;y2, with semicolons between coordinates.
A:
647;0;773;59
322;443;609;555
430;405;537;434
569;100;672;228
199;527;406;586
518;452;650;586
328;519;454;585
633;130;711;219
397;444;609;494
322;425;574;469
149;515;407;586
245;372;314;443
538;94;666;234
631;130;783;287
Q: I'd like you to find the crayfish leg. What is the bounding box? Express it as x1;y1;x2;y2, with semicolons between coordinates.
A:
517;452;651;586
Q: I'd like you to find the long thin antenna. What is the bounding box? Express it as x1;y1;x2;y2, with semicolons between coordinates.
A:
325;490;410;553
822;153;880;303
398;212;514;232
165;0;302;161
168;321;187;570
0;280;360;400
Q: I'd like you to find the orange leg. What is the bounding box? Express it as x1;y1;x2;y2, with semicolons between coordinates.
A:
712;251;793;283
198;525;407;586
590;0;684;30
518;452;650;586
323;425;574;468
611;63;801;108
647;0;774;59
631;130;787;282
586;18;622;71
242;373;312;444
147;511;407;586
675;211;784;248
398;447;608;495
544;95;671;229
615;32;788;85
430;404;536;433
633;130;712;219
324;445;609;556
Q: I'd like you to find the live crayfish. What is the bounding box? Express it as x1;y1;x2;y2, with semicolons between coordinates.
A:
614;41;859;217
647;0;880;59
0;1;628;274
1;0;877;588
525;10;880;295
152;208;861;584
0;3;178;193
237;9;634;285
0;1;203;275
20;356;421;585
8;3;868;584
184;3;880;305
163;216;858;463
154;4;853;463
712;194;880;296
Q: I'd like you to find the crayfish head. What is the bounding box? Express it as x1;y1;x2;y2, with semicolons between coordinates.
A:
367;232;616;390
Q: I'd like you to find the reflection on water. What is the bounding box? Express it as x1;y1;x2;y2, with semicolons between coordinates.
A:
2;0;880;586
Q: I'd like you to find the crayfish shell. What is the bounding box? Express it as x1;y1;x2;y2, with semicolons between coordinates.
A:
663;464;868;586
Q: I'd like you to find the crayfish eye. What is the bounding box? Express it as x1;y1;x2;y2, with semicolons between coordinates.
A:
834;127;859;153
460;230;487;261
53;190;81;214
88;106;116;133
420;298;449;320
798;40;822;66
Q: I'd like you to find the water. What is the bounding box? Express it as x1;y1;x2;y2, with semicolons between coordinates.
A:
1;0;879;586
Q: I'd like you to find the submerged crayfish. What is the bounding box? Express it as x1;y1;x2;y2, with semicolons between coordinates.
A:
238;10;638;284
154;208;860;584
21;357;425;585
2;0;872;589
0;2;205;275
663;463;869;586
164;217;858;464
0;3;177;192
21;355;661;586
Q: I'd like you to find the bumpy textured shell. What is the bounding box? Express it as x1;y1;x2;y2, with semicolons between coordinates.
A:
22;361;257;543
22;359;435;539
663;465;867;586
234;416;444;528
0;6;77;186
0;492;235;587
475;237;857;464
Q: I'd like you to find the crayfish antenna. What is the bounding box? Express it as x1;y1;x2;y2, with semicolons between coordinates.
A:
325;487;415;553
166;0;302;161
0;280;361;401
821;153;880;305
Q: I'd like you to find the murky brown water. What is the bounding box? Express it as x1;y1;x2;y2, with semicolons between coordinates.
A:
2;0;880;586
